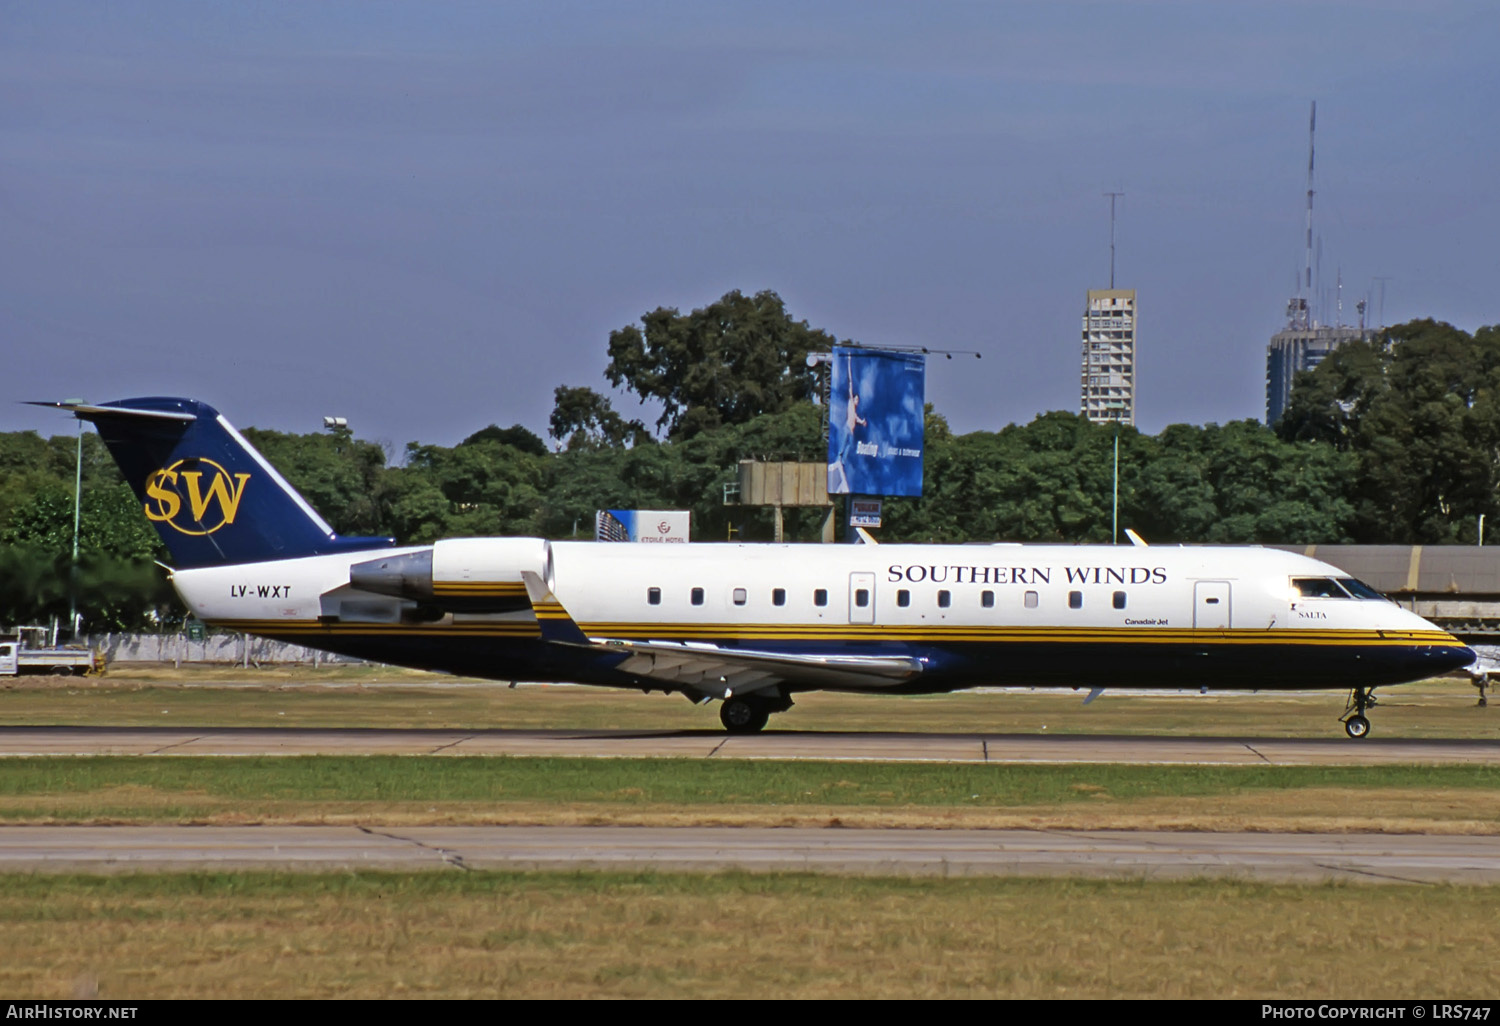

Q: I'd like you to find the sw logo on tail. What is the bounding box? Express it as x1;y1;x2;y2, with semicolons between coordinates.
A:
144;459;251;535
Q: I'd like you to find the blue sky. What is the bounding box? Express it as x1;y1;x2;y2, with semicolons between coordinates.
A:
4;1;1496;450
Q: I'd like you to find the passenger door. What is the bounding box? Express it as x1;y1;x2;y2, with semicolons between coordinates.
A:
849;572;876;625
1193;581;1231;629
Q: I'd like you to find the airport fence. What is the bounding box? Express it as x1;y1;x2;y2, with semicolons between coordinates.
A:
85;633;363;667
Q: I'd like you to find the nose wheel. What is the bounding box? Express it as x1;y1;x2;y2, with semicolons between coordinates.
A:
1340;687;1374;740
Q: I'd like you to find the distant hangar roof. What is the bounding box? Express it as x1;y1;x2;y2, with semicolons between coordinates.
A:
1272;545;1500;597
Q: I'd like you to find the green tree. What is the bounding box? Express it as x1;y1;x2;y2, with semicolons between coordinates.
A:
242;426;393;537
0;484;174;631
605;289;836;440
1279;319;1500;542
402;439;545;538
548;386;648;451
462;423;549;457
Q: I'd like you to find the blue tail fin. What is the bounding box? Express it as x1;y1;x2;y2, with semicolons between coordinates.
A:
36;397;393;568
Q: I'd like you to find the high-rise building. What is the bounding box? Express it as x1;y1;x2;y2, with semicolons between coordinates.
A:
1081;288;1136;426
1265;322;1369;424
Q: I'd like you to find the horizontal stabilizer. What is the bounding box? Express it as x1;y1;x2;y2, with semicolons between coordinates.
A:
28;401;197;423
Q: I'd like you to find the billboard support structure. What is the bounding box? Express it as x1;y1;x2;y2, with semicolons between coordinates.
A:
724;462;834;543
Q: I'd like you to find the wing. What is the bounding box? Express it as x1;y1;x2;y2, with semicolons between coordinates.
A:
601;639;922;696
520;571;924;698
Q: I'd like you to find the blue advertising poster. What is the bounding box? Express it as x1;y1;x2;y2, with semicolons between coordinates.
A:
827;346;925;497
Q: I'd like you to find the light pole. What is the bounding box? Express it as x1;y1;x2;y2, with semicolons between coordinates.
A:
65;397;84;639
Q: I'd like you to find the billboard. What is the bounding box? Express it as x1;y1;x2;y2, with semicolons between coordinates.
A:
595;510;690;543
826;346;925;497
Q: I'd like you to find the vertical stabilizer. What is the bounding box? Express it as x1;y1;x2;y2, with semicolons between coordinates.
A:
34;397;392;567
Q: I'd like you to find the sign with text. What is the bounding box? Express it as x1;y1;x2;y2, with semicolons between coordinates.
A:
827;347;925;497
849;499;883;528
596;510;690;543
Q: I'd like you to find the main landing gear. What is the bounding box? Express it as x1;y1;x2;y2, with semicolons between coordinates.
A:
718;692;793;734
1341;687;1376;739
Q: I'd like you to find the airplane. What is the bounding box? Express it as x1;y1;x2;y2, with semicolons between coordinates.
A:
36;396;1476;739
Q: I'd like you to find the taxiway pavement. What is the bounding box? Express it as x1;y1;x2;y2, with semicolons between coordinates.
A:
1;824;1495;883
0;725;1496;765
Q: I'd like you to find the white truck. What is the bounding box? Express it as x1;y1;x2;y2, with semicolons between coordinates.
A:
0;629;103;677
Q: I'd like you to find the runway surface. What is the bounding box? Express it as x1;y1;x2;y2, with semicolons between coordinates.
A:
3;824;1496;882
1;725;1497;764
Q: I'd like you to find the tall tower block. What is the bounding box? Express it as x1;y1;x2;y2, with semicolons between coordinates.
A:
1081;289;1137;426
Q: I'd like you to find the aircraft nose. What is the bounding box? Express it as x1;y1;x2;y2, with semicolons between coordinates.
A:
1430;641;1477;676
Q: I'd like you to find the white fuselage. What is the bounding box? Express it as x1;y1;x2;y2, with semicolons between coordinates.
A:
168;539;1466;695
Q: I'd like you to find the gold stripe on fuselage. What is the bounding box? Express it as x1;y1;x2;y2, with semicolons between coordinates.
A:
205;618;1460;647
432;581;527;594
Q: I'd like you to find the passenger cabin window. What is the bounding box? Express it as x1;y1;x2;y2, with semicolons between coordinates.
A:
1024;591;1039;609
937;590;951;608
1068;590;1083;609
854;589;869;608
772;588;786;606
1113;591;1127;610
691;587;704;606
647;587;661;606
981;591;994;608
1292;577;1349;599
732;588;747;606
814;589;828;607
897;590;910;608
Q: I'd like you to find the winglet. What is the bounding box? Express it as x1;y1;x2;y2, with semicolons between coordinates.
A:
520;571;591;645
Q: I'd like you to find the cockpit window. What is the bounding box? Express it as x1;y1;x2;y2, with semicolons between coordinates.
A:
1336;577;1388;601
1291;577;1349;599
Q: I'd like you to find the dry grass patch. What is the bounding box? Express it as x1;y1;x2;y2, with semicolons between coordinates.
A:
3;872;1499;999
4;786;1500;835
2;667;1493;738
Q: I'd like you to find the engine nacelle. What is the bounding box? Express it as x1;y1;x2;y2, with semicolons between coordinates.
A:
349;537;551;613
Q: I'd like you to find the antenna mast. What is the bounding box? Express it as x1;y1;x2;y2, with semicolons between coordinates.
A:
1373;275;1391;329
1303;101;1316;324
1104;191;1124;289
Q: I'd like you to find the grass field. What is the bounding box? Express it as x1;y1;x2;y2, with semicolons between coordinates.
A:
1;756;1498;833
3;663;1496;739
5;872;1500;999
3;665;1496;998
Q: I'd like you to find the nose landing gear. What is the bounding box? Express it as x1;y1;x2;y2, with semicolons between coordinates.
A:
1340;687;1375;739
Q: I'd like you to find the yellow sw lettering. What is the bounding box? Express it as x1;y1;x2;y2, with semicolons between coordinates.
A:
144;470;181;522
180;471;251;525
